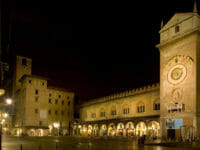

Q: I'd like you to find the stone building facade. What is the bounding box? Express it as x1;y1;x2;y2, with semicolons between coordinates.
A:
74;8;200;141
13;56;74;136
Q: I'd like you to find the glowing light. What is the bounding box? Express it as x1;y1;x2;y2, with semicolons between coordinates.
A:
6;98;12;105
3;113;8;118
0;89;5;96
48;125;53;130
78;125;82;128
53;122;60;128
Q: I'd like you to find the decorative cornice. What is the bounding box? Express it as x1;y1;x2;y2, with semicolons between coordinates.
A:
81;83;160;107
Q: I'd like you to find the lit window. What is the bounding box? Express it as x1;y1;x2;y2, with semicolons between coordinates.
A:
123;108;130;114
137;105;145;113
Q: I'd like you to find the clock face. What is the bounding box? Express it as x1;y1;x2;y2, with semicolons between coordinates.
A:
168;64;187;84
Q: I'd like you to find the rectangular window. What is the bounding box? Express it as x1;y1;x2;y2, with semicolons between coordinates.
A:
55;110;58;115
59;95;61;98
48;110;51;115
22;58;27;66
35;109;38;114
49;99;51;103
61;111;65;116
123;108;129;114
68;101;70;106
35;89;39;95
42;82;45;86
49;93;51;97
29;80;31;84
39;121;42;126
55;99;58;104
62;100;64;105
35;97;38;102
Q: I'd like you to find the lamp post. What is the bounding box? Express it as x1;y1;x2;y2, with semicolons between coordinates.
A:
53;122;60;136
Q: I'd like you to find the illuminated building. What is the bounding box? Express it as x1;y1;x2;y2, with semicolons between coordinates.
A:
74;4;200;140
13;56;74;136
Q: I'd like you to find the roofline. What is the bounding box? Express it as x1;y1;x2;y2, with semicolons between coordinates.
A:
19;75;48;82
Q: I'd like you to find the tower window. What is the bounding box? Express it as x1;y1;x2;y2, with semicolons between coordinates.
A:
35;97;39;102
55;99;58;104
22;58;27;66
175;26;180;33
35;109;38;114
35;89;39;95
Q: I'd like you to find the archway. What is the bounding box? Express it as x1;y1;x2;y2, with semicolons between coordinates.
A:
136;122;146;136
125;122;135;136
80;125;87;136
117;123;124;136
94;124;99;136
108;123;116;136
88;125;93;136
100;124;107;136
147;121;160;139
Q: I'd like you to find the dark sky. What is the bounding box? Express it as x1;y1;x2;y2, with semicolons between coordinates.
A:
1;0;196;101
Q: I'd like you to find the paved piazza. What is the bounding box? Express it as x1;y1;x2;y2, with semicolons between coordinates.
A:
1;135;200;150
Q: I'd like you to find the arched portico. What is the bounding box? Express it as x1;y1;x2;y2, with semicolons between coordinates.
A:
125;122;135;136
108;123;116;136
147;121;160;139
100;124;107;136
93;124;99;136
80;124;88;136
136;122;146;136
117;122;125;136
88;125;93;136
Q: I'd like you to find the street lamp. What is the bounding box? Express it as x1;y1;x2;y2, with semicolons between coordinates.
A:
5;98;12;105
53;122;60;136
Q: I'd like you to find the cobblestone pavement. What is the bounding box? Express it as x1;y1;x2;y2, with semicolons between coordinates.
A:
1;135;200;150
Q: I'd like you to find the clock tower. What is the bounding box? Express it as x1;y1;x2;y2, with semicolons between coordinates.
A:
156;7;200;139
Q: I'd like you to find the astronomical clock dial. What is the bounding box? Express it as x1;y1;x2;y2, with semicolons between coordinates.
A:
168;64;187;84
165;55;193;85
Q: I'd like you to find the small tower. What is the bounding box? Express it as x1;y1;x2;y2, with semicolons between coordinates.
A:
13;56;32;94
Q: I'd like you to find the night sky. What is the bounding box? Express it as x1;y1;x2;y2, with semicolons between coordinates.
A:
1;0;197;101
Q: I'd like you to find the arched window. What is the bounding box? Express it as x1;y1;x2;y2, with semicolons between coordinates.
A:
122;103;130;114
137;102;145;113
110;105;117;116
91;113;96;118
153;99;160;111
100;108;106;117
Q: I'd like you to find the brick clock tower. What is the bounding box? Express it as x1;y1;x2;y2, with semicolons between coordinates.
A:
156;6;200;139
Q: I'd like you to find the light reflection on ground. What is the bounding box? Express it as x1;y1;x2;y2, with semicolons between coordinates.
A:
1;135;200;150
